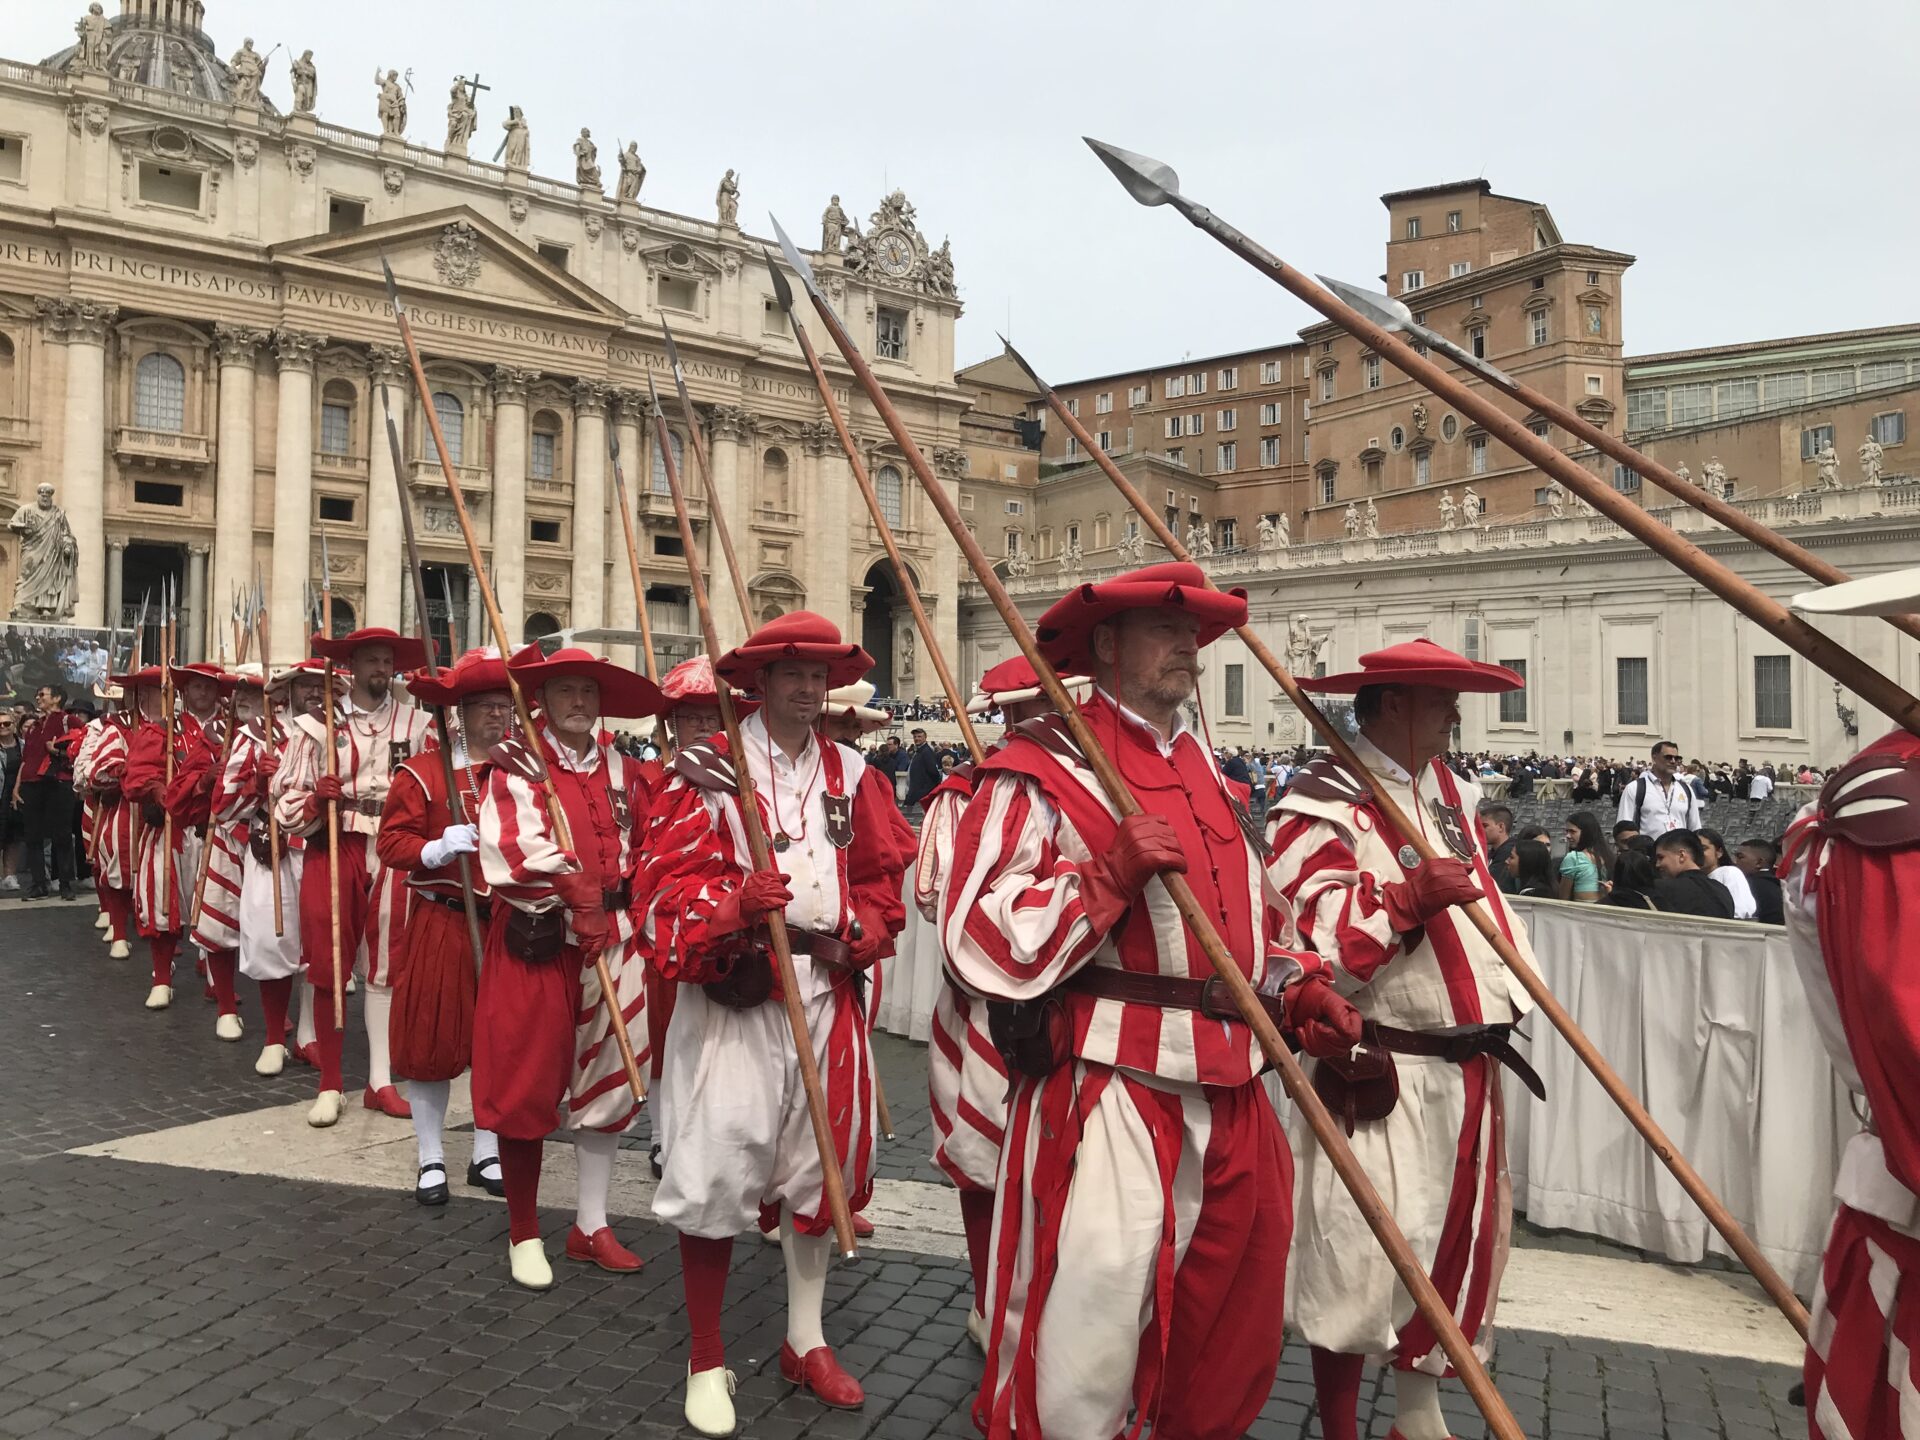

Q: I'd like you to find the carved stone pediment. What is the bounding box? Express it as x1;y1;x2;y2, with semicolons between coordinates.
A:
112;122;234;168
639;241;724;281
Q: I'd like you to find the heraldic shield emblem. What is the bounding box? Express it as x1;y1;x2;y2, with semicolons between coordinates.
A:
823;792;854;849
1430;798;1476;860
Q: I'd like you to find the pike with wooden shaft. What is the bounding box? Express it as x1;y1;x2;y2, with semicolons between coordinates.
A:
378;257;647;1105
606;427;661;683
769;215;1524;1439
380;383;488;980
255;572;284;937
1085;138;1920;741
318;530;346;1028
644;369;860;1259
188;587;256;933
159;578;176;928
1005;334;1816;1342
659;321;752;633
1317;272;1920;641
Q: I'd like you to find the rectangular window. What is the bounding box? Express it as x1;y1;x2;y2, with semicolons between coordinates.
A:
1626;387;1667;432
1130;384;1149;405
1066;397;1080;417
1363;356;1381;390
1871;411;1906;445
1863;360;1907;389
1406;217;1421;239
133;480;185;507
1616;657;1650;727
1319;370;1334;403
1190;412;1205;435
317;495;354;523
530;518;563;544
1763;372;1808;408
1716;378;1760;419
0;134;26;184
1530;310;1549;346
1216;442;1236;472
658;275;698;312
1449;261;1472;278
1320;473;1336;504
1402;271;1425;292
1218;518;1236;550
529;431;556;481
1097;430;1112;452
319;402;352;456
1005;530;1022;558
1165;375;1186;399
1165;449;1186;467
1669;382;1712;426
1186;372;1207;395
1005;499;1024;515
1218;367;1238;390
327;196;365;234
536;241;571;272
1218;408;1236;431
763;297;785;335
1754;655;1792;730
1065;436;1079;458
1260;403;1281;425
1498;659;1528;724
876;307;908;360
1224;663;1246;717
1812;367;1855;400
1470;435;1488;474
1586;374;1604;396
137;162;202;210
1260;360;1280;384
1259;436;1281;466
1165;415;1183;439
1529;418;1551;438
1469;326;1487;359
1414;451;1431;485
1095;392;1113;414
1125;426;1133;451
1802;424;1834;459
1612;462;1640;492
1534;486;1555;507
1446;210;1462;232
653;534;685;557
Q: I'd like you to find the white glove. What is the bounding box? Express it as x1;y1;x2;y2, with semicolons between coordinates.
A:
420;823;479;870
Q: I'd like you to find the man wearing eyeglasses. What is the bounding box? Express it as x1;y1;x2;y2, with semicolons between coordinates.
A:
1617;739;1704;840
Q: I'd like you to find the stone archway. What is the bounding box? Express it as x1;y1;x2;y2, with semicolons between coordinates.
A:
860;561;898;696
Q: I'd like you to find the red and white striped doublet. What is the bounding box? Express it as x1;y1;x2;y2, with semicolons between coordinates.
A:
222;720;303;982
943;694;1316;1440
188;718;247;953
78;718;136;891
125;712;209;937
73;718;109;862
1266;734;1532;1375
1781;730;1920;1439
917;769;1008;1194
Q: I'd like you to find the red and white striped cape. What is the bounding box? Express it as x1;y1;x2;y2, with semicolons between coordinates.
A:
1265;733;1533;1375
478;726;649;1134
124;712;210;936
1781;730;1920;1439
917;767;1009;1194
76;717;136;891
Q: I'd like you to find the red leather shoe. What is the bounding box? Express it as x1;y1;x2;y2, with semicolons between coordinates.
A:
294;1042;318;1068
362;1084;413;1118
779;1342;864;1409
852;1213;875;1239
565;1225;642;1272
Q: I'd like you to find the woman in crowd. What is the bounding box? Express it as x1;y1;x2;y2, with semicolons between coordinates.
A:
1556;809;1613;903
1507;838;1559;898
1600;845;1661;912
1697;826;1758;920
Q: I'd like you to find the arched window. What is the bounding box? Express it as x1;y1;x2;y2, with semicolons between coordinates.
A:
530;409;562;481
523;611;561;645
651;428;684;496
319;378;355;456
133;352;186;431
760;447;790;511
327;598;357;639
761;602;784;624
875;464;904;527
431;391;466;465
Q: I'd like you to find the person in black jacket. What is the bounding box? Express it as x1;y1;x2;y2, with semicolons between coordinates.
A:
1735;837;1787;925
1650;829;1735;919
902;726;944;811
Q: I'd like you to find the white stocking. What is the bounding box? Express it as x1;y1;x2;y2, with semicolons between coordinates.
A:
779;1207;830;1355
471;1127;500;1165
362;983;395;1092
1393;1369;1450;1440
573;1130;617;1235
410;1079;449;1171
294;978;317;1052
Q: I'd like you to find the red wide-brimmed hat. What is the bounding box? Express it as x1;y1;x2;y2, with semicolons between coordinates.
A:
823;679;893;732
309;626;428;669
1033;562;1247;672
408;648;511;707
965;656;1093;716
507;644;669;719
658;655;759;718
267;659;346;696
106;665;167;690
168;661;237;692
716;611;873;691
1301;637;1524;695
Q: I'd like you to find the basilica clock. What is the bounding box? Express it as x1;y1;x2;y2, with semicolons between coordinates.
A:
873;230;915;279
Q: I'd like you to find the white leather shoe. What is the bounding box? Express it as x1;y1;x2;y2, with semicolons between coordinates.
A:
345;976;357;994
215;1013;243;1042
684;1364;738;1437
254;1044;286;1076
761;1222;782;1246
95;909;111;930
307;1089;344;1127
109;939;131;959
144;984;172;1010
967;1307;989;1353
508;1238;553;1291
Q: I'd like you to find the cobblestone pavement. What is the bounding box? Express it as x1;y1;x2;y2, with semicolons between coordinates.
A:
1;900;1802;1438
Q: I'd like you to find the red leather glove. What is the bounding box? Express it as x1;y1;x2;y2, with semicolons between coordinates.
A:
1283;972;1364;1060
1381;857;1482;933
312;773;344;804
706;869;794;937
257;750;280;780
192;764;217;799
1081;813;1187;935
849;913;889;971
550;871;609;950
570;904;611;951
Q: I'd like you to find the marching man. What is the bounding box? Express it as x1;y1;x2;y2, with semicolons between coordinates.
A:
638;612;900;1436
472;645;663;1290
72;686;121;938
940;562;1361;1440
915;655;1087;1350
273;626;433;1126
1778;563;1920;1438
76;681;139;960
1265;639;1538;1440
377;647;511;1207
180;665;261;1043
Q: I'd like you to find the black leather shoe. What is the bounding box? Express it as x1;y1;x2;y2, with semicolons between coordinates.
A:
58;885;77;901
650;1143;664;1180
25;885;49;901
416;1162;449;1207
466;1157;504;1197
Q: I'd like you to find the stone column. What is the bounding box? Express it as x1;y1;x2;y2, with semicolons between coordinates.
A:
210;325;266;637
491;367;536;646
466;566;484;656
186;544;209;662
269;330;327;663
570;381;611;651
802;421;849;638
928;446;968;686
105;538;125;634
363;346;407;631
707;405;754;650
37;299;118;625
605;390;644;672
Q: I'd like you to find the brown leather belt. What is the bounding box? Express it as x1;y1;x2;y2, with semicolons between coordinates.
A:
781;930;853;968
343;796;383;818
601;881;632;912
416;888;493;922
1366;1021;1545;1100
1067;967;1286;1030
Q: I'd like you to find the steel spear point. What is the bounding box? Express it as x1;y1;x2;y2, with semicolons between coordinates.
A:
1083;137;1183;209
1317;274;1415;331
996;333;1051;394
379;254;404;314
768;214;825;306
659;316;688;389
762;246;796;315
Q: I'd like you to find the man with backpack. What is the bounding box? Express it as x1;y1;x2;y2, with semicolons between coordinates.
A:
1617;739;1703;839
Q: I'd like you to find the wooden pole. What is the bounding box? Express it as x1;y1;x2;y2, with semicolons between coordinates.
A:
378;259;646;1105
645;372;860;1259
256;580;284;938
319;537;345;1030
159;578;176;924
659;321;752;632
187;607;253;934
773;223;1523;1438
1014;338;1815;1340
607;426;661;682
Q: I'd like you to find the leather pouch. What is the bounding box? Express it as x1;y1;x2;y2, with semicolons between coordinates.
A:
1310;1044;1400;1135
988;996;1073;1079
504;907;567;964
703;942;774;1009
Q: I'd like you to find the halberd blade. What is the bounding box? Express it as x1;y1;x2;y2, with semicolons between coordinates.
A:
1084;138;1180;208
763;247;795;314
768;214;824;305
379;254;404;312
1317;274;1414;332
659;316;687;388
996;333;1050;394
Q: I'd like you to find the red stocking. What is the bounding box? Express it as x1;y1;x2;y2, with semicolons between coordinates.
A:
259;976;292;1046
206;949;239;1017
498;1137;544;1244
960;1189;995;1314
313;994;345;1092
150;932;180;988
1311;1346;1366;1440
102;886;132;941
679;1233;733;1373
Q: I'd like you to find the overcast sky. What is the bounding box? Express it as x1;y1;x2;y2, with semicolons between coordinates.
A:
20;0;1918;379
